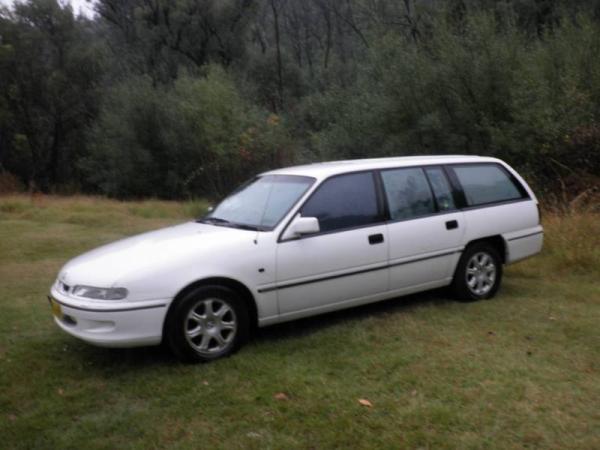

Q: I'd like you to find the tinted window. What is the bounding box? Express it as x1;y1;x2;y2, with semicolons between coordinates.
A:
452;164;524;206
381;168;435;220
301;172;381;232
425;167;456;211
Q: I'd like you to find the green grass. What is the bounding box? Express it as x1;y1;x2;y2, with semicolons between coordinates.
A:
0;194;598;449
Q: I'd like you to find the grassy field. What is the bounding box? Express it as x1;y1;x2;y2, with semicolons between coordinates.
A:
0;194;599;449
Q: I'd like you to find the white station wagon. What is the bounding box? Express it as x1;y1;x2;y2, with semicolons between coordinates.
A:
49;156;543;362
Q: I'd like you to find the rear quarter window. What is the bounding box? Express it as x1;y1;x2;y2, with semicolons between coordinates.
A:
450;164;527;206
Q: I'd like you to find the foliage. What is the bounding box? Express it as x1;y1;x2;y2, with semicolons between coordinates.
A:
1;0;600;198
82;66;293;198
302;11;600;190
0;0;103;191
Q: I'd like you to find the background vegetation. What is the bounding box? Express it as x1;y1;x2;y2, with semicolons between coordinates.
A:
2;3;598;447
1;0;599;201
1;195;598;449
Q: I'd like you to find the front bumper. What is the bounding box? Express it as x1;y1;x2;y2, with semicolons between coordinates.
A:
48;286;170;348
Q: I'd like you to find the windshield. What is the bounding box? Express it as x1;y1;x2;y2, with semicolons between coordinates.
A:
200;175;314;230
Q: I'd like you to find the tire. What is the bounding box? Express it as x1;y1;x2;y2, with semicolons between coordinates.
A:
451;242;503;302
165;285;250;363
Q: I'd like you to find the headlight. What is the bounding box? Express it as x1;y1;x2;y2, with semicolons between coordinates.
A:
71;285;128;300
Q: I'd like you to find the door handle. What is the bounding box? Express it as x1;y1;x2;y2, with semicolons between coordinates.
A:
445;220;458;230
368;233;384;245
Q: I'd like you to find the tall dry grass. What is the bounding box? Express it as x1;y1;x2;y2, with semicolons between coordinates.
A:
539;210;600;276
0;194;210;223
1;193;598;277
535;191;600;277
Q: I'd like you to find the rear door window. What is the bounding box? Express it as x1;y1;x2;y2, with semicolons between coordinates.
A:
450;164;526;206
380;168;435;220
424;167;456;212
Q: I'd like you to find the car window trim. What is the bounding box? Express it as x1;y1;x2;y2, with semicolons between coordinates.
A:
424;165;461;213
383;204;460;226
445;162;530;207
422;167;441;213
278;164;458;242
379;165;440;220
277;162;535;243
442;165;468;208
278;169;386;242
372;170;389;221
457;197;532;211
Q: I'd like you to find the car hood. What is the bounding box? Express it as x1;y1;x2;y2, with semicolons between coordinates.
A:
58;222;256;288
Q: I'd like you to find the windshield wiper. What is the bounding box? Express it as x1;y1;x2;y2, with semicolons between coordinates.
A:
196;217;231;225
231;223;263;231
197;217;263;231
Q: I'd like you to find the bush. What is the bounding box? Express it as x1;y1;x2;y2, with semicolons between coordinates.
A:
82;66;293;199
299;11;600;196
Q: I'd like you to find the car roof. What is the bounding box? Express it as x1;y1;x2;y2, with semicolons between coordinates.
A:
262;155;502;180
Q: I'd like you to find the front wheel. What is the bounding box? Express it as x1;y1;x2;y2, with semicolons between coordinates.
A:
165;285;250;363
451;243;503;302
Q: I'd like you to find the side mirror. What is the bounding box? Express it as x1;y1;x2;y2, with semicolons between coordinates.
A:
283;216;320;240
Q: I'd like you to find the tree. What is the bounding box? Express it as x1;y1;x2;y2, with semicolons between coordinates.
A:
83;66;294;198
0;0;103;190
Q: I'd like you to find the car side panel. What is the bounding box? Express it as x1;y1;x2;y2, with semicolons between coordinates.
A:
460;199;542;262
387;211;465;290
503;227;544;263
274;225;389;315
268;278;449;326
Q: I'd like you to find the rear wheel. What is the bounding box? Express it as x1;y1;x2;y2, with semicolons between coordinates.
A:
165;285;249;363
451;243;503;302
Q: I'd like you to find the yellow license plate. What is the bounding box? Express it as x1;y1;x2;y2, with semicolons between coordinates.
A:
50;298;62;318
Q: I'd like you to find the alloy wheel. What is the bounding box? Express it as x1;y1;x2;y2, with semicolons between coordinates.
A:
185;298;237;355
465;252;497;296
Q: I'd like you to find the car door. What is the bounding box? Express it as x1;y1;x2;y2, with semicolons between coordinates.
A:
381;166;465;291
276;171;389;317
